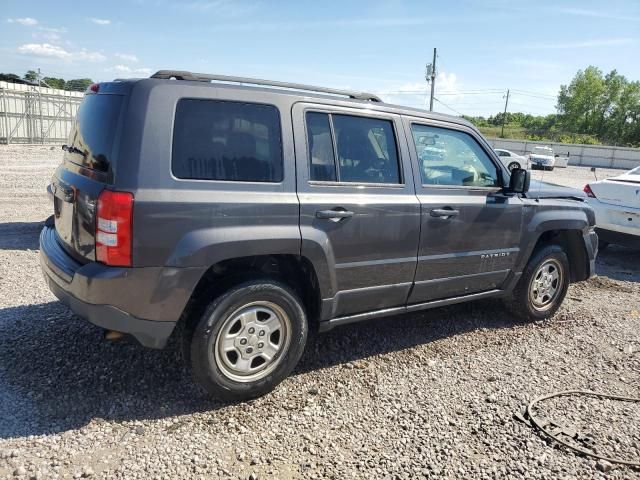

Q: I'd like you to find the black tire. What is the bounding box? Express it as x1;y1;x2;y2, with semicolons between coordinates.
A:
504;244;570;321
507;161;520;172
189;279;308;401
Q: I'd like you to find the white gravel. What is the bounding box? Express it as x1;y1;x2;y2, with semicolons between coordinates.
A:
0;145;639;479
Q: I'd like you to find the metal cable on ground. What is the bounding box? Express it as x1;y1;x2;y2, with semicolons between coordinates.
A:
523;390;640;467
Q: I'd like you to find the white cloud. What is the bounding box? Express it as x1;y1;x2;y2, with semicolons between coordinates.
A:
180;0;256;16
7;17;38;26
106;65;152;76
377;71;463;111
18;43;70;59
39;26;67;33
33;31;61;42
76;49;107;62
88;17;111;25
556;7;640;22
522;38;636;50
17;43;106;62
115;53;138;63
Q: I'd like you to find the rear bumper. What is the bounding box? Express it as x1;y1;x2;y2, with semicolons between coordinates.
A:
40;225;204;348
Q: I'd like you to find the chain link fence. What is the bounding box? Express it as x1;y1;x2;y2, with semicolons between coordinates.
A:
0;81;83;145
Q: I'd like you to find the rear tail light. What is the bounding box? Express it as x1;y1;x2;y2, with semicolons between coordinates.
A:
583;184;596;198
96;190;133;266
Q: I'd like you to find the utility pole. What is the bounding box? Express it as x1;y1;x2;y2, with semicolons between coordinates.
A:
500;89;510;138
428;48;437;111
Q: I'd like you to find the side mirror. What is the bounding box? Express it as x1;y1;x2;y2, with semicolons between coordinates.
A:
508;168;530;194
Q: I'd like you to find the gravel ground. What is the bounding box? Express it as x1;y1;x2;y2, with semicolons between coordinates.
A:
0;145;638;480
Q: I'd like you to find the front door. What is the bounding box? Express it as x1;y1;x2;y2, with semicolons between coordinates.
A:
292;103;421;319
403;118;524;304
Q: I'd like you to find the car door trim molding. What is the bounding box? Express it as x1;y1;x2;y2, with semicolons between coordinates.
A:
417;247;519;262
320;288;503;331
336;256;417;269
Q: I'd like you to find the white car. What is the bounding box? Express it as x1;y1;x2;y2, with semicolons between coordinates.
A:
494;148;528;171
529;146;556;171
584;166;640;250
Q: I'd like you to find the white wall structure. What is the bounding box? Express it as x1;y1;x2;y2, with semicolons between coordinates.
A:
0;81;83;144
488;137;640;171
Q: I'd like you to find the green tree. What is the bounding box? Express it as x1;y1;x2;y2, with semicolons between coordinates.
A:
65;78;93;91
557;66;606;134
42;77;66;90
0;73;21;83
23;70;38;82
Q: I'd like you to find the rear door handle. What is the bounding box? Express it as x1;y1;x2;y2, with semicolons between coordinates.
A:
430;208;459;218
316;209;354;220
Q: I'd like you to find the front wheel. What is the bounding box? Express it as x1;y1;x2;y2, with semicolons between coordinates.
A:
504;244;570;321
189;280;308;401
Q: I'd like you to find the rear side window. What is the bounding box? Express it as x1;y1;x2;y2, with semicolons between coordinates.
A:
306;112;337;182
172;99;283;182
64;94;123;173
306;112;401;184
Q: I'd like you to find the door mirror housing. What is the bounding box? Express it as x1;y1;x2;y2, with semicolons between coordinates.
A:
507;168;530;194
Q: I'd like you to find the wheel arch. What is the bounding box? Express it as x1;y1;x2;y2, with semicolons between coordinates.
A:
178;254;323;337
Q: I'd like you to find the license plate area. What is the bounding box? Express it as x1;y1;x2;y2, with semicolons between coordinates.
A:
53;181;76;247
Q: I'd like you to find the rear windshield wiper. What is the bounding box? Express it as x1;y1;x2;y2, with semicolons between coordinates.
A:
62;144;86;158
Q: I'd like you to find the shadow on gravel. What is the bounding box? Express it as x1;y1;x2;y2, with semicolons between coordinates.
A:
0;297;526;439
0;221;43;250
596;246;640;283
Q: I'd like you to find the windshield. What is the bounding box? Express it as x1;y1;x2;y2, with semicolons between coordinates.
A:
629;166;640;175
532;146;553;155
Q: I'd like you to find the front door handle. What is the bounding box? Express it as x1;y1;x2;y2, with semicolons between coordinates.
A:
316;209;354;220
430;208;459;218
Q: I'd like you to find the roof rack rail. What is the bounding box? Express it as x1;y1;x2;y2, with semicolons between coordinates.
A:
150;70;382;102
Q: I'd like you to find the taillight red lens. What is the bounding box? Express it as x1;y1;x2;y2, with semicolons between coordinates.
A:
96;190;133;266
583;184;596;198
89;83;100;93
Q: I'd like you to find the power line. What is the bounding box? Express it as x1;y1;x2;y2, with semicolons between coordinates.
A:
511;89;556;99
433;97;465;116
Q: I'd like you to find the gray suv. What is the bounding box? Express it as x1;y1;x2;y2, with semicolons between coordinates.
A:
40;70;598;400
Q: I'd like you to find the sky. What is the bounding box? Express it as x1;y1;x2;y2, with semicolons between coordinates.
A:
1;0;639;117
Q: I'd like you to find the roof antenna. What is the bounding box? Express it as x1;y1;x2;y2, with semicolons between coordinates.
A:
590;166;598;181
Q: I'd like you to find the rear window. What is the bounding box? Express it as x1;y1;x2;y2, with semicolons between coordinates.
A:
64;94;123;173
172;99;283;182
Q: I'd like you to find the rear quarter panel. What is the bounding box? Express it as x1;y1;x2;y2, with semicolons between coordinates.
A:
121;80;301;268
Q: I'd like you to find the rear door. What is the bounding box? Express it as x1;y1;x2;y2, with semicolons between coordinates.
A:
404;117;524;303
52;90;125;261
293;103;420;318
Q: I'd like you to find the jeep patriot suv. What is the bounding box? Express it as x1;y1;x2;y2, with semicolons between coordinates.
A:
40;70;598;400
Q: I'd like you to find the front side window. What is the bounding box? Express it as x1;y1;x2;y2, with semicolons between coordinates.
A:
306;112;401;184
411;124;499;188
172;99;283;182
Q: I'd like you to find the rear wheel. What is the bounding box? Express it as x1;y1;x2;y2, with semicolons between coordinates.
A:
189;280;308;401
507;161;520;172
505;244;570;321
